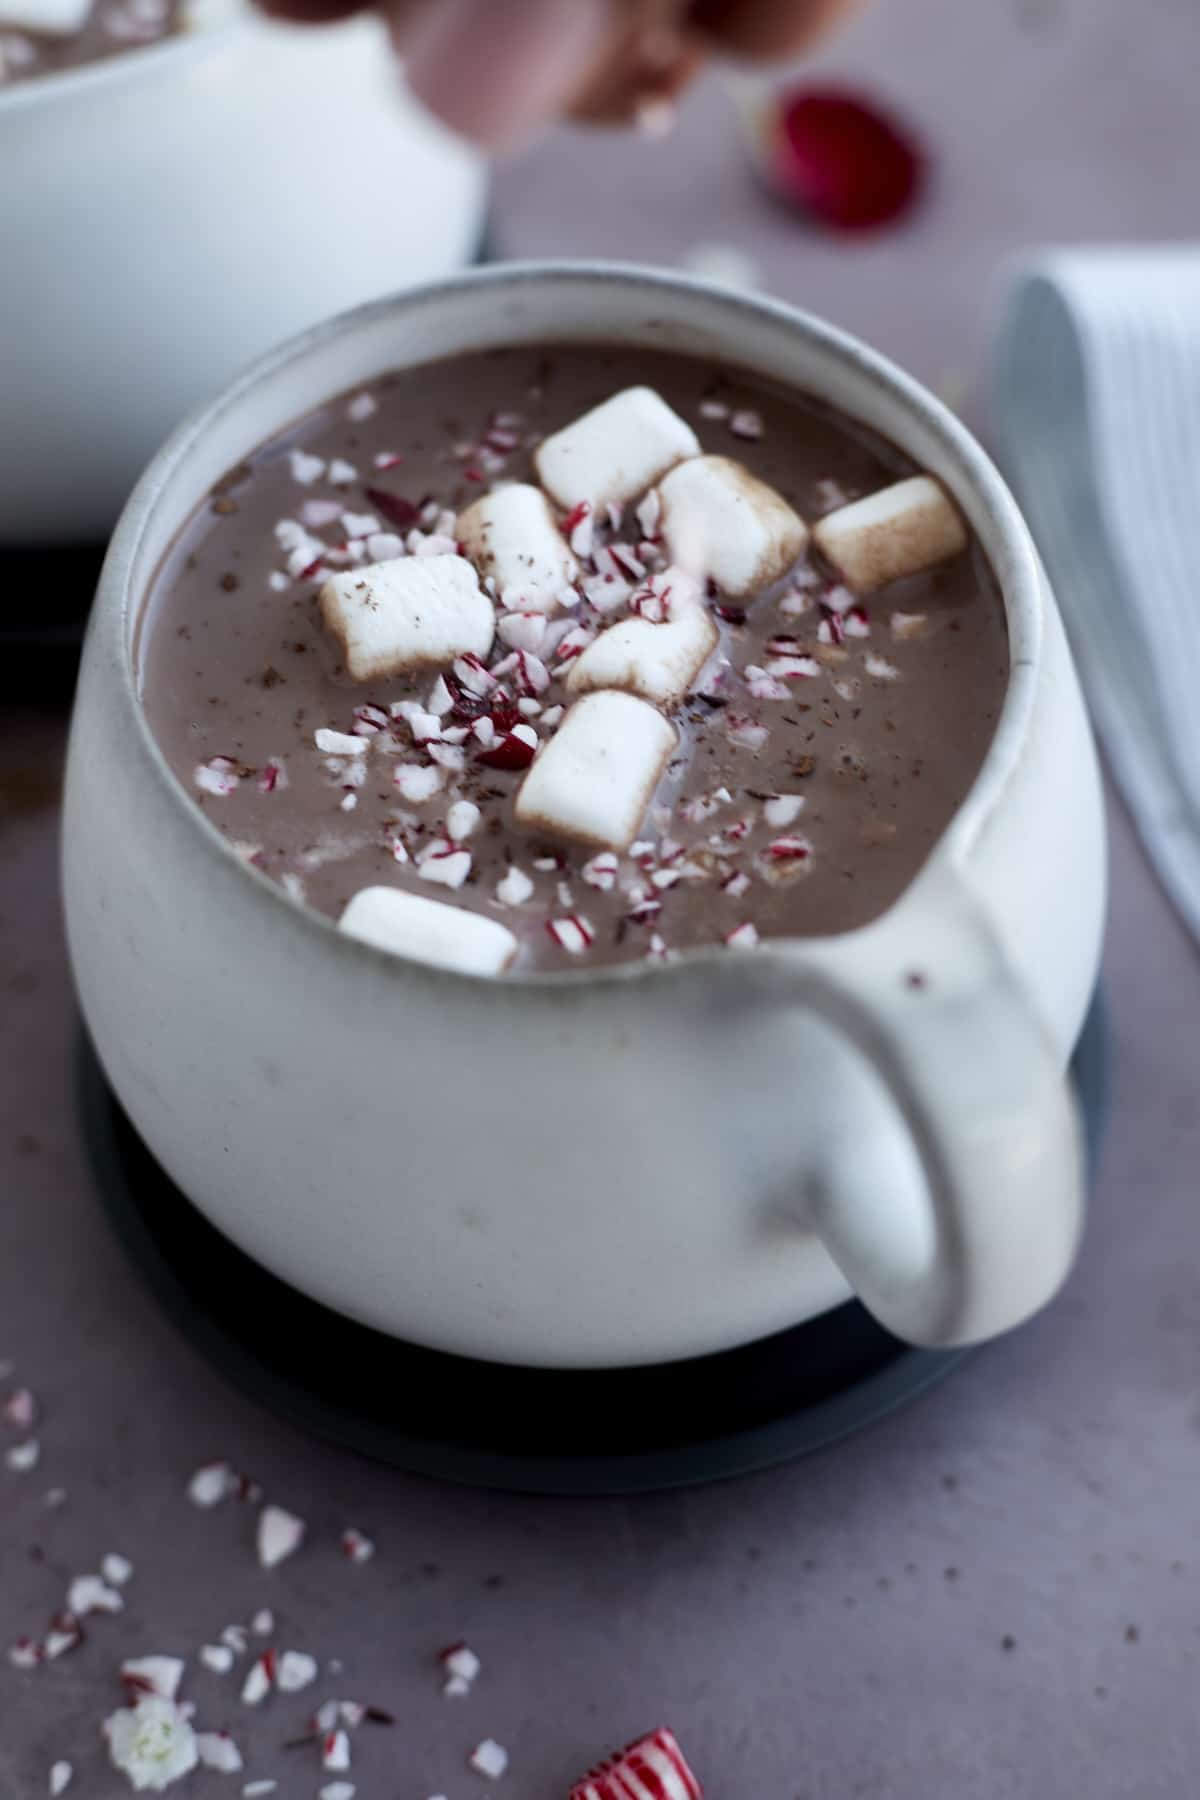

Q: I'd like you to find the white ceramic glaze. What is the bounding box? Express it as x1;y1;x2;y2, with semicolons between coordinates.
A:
63;264;1107;1368
0;5;483;544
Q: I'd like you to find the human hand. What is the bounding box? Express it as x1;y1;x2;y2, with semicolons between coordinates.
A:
254;0;869;147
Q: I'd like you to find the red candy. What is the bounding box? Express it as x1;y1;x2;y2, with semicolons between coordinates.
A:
569;1727;702;1800
766;86;925;232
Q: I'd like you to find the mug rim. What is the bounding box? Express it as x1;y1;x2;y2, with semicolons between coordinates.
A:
88;258;1043;991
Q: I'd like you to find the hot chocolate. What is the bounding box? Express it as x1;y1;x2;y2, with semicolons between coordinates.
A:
138;344;1008;975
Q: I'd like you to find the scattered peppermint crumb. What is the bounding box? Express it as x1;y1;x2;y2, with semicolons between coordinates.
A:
187;1462;236;1508
3;1386;37;1427
196;1732;243;1773
340;1528;375;1565
68;1573;123;1616
275;1649;318;1692
200;1644;235;1674
48;1762;72;1795
469;1739;509;1780
251;1609;274;1637
346;391;377;422
241;1785;277;1798
105;1696;198;1793
256;1505;305;1570
729;408;764;440
44;1487;67;1508
6;1438;40;1472
319;1785;355;1800
120;1656;185;1700
102;1552;134;1586
288;449;325;486
322;1730;351;1773
240;1654;274;1706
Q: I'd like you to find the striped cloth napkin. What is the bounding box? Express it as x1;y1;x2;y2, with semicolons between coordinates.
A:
992;247;1200;944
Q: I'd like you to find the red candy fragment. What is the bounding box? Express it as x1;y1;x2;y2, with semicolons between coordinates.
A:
364;487;420;530
767;86;925;231
570;1727;702;1800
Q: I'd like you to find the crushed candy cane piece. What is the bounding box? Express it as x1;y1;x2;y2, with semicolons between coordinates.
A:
536;387;699;513
763;795;806;829
187;1462;237;1508
728;409;763;440
322;1731;351;1773
319;1786;355;1800
250;1610;273;1637
724;922;760;949
256;1506;305;1570
276;1649;318;1692
122;1657;184;1700
394;764;445;804
581;852;619;891
439;1642;481;1685
239;1653;274;1706
68;1573;123;1616
200;1644;235;1674
241;1784;277;1797
340;1529;375;1565
288;450;325;485
49;1762;73;1795
105;1696;198;1793
569;1726;701;1800
865;653;900;680
314;729;366;757
196;1732;243;1774
546;916;595;956
469;1739;509;1781
495;864;534;907
3;1387;36;1428
446;800;481;843
220;1625;248;1654
346;392;376;422
193;759;240;799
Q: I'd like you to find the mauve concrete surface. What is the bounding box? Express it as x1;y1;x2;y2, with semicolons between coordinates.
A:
5;0;1200;1791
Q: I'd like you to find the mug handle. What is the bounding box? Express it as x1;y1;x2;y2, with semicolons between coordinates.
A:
780;861;1085;1347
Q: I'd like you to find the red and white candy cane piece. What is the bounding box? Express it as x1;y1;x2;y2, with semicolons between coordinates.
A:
569;1727;702;1800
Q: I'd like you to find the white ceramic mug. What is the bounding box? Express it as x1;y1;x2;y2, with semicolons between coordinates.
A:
0;4;483;545
63;263;1107;1368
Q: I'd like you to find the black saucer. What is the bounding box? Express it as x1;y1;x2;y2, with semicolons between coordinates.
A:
78;997;1106;1495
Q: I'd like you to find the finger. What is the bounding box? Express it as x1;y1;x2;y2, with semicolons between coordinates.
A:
400;0;616;148
686;0;869;59
568;13;704;126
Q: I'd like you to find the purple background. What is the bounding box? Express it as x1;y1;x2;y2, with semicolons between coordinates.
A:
4;2;1200;1793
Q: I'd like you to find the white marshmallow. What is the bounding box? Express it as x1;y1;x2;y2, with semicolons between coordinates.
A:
456;484;578;603
565;569;718;708
813;476;968;593
1;0;89;32
515;692;677;852
657;455;807;598
535;387;700;512
339;886;517;977
319;555;493;683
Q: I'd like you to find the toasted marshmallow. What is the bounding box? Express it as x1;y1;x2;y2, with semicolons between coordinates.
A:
813;476;968;593
2;0;88;30
456;484;578;603
319;555;493;683
339;886;517;977
535;387;700;513
564;569;718;708
515;692;677;852
657;455;807;598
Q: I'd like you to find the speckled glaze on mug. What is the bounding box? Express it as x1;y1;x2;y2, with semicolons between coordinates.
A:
63;264;1106;1369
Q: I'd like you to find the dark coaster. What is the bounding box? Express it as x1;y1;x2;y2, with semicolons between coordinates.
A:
78;994;1106;1495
